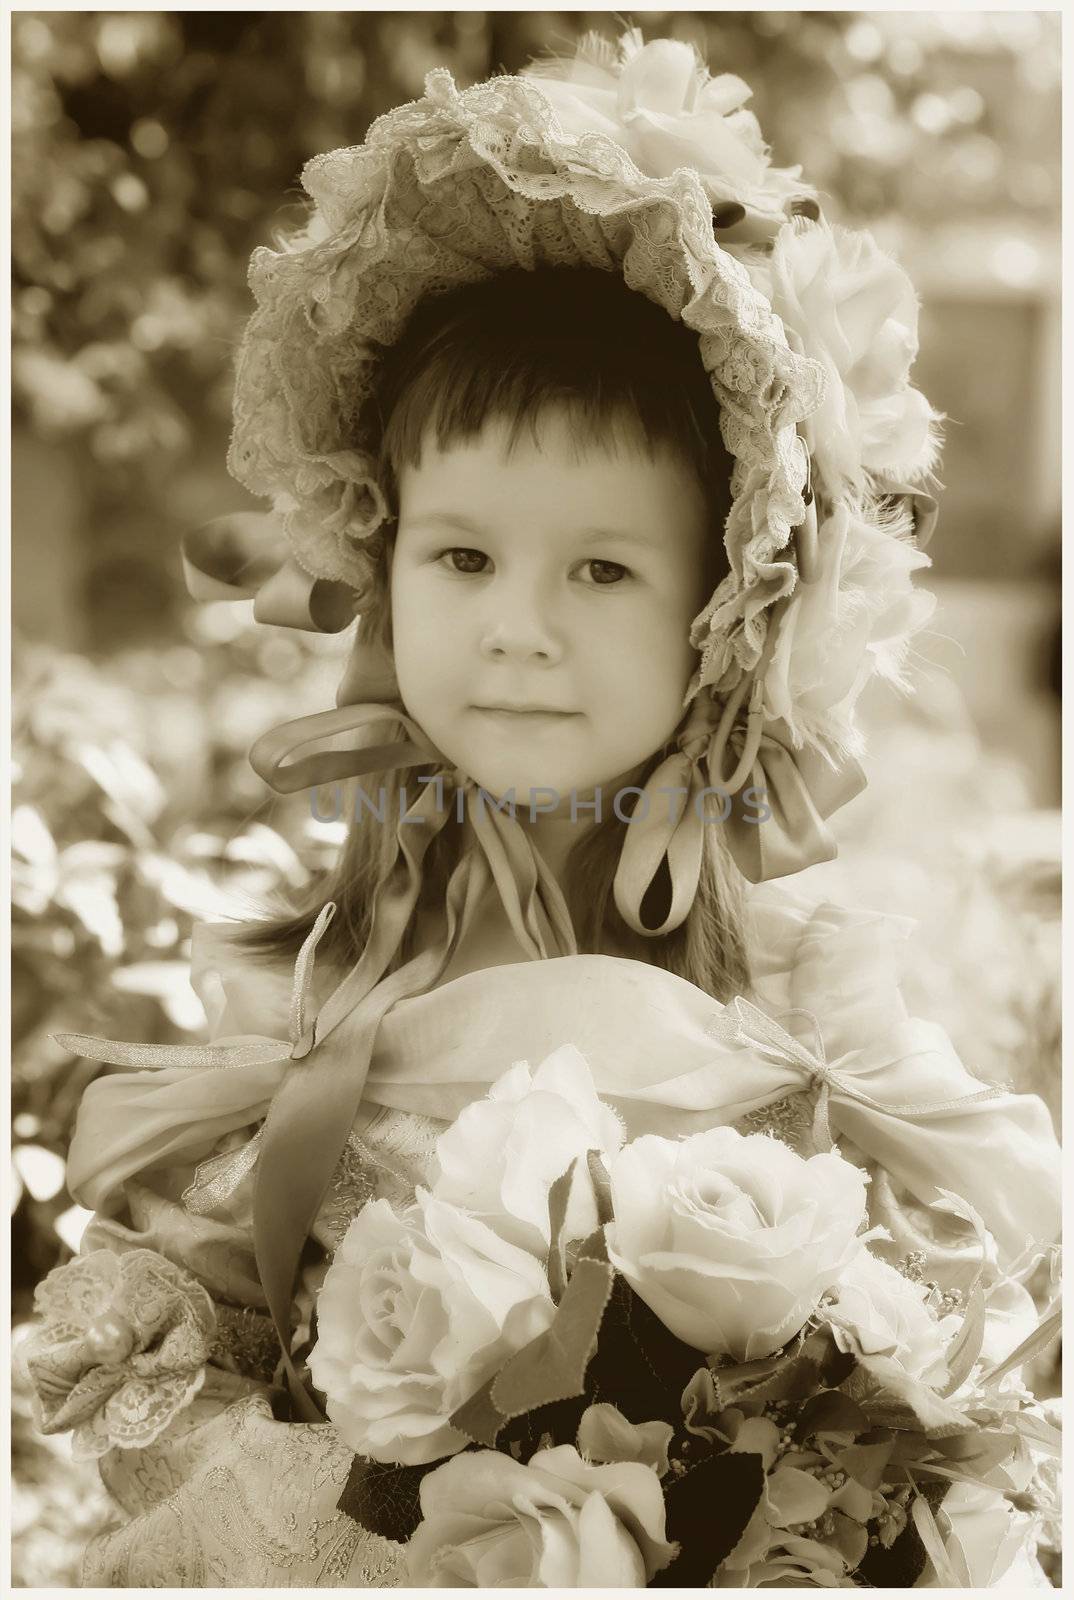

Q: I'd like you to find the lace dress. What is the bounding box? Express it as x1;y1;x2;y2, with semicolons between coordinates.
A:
74;1105;443;1587
36;881;1058;1587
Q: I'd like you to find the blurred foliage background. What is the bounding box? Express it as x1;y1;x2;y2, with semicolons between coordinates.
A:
11;12;1061;1585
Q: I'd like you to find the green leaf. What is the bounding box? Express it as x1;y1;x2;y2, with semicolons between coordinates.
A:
449;1257;614;1447
718;1352;823;1409
651;1450;765;1587
586;1147;614;1225
1008;1408;1062;1457
909;1489;960;1585
767;1465;829;1528
491;1256;613;1418
939;1283;987;1397
794;1388;870;1442
845;1360;972;1438
336;1454;432;1543
545;1157;578;1304
448;1374;508;1449
828;1507;869;1569
836;1436;894;1490
572;1225;609;1264
935;1428;1018;1477
978;1304;1061;1386
586;1275;703;1424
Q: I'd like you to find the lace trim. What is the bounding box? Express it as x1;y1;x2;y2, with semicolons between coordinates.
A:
182;1105;444;1252
733;1090;817;1156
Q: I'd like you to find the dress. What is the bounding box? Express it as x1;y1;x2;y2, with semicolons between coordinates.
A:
44;880;1059;1587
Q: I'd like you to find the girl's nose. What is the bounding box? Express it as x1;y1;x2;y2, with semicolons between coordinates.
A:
479;584;564;664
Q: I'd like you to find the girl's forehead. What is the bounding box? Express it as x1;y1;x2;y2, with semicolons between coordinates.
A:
400;410;704;514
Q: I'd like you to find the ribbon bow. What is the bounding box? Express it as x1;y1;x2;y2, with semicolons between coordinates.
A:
710;996;1005;1155
612;583;864;930
181;513;359;632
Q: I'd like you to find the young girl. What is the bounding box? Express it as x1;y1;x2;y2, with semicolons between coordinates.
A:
29;31;1059;1588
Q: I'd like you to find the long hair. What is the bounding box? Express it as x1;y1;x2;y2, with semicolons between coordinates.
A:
227;268;751;1001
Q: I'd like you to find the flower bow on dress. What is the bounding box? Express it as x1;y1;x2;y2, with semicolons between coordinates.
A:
22;1248;217;1458
709;997;1004;1157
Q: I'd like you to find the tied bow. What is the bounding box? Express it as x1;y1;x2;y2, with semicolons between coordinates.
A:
54;903;342;1420
613;583;864;932
54;901;336;1079
719;720;866;885
612;695;866;932
710;996;1005;1154
181;513;359;633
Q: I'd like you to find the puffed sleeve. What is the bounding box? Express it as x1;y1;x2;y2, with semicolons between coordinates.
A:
26;923;407;1588
746;879;1061;1270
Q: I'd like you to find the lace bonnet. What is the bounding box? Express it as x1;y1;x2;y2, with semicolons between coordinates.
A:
186;28;943;916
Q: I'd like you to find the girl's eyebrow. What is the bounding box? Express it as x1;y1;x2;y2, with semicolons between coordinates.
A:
405;510;656;548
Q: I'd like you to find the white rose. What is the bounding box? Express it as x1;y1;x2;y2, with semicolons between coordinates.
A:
406;1444;678;1586
769;220;941;485
308;1192;553;1465
827;1250;949;1388
431;1045;625;1256
714;1534;856;1587
605;1127;869;1359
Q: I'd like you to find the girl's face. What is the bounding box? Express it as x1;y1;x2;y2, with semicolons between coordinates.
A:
389;409;714;808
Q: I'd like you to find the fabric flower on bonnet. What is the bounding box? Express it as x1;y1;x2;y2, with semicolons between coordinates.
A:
766;216;944;492
524;27;813;240
23;1247;216;1458
764;501;937;757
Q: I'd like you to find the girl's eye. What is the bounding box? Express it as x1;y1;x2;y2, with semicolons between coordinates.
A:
439;547;488;574
435;549;629;585
581;558;629;586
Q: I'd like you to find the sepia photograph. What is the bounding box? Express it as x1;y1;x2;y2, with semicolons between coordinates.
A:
10;8;1062;1588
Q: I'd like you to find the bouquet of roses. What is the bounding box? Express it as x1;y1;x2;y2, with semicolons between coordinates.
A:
309;1026;1059;1587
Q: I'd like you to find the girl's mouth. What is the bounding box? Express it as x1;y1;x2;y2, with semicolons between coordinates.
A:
472;707;580;723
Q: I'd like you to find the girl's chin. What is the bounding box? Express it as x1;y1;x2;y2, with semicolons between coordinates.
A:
454;772;638;818
461;776;584;806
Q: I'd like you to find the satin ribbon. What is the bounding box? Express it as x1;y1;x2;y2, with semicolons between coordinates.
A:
710;996;1004;1155
181;513;359;633
611;590;858;926
55;703;577;1420
719;721;866;884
